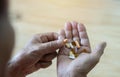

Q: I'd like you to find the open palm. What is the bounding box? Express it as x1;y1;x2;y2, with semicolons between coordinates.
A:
57;22;106;77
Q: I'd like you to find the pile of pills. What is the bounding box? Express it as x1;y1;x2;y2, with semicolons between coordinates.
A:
63;39;81;59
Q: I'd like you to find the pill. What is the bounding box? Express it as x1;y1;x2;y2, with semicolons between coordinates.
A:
69;51;76;59
63;39;68;44
63;39;80;59
71;41;76;46
65;43;71;48
70;41;76;48
75;40;81;48
69;49;78;59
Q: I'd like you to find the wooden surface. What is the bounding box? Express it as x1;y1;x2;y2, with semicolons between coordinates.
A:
10;0;120;77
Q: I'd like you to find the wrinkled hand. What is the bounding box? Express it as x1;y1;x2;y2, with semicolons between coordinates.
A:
7;32;64;77
57;22;107;77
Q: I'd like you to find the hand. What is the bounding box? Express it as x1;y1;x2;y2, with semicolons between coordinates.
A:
7;32;64;77
57;22;107;77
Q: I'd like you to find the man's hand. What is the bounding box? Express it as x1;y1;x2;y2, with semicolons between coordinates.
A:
7;32;64;77
57;22;107;77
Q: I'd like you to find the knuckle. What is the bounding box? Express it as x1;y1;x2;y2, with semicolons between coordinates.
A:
31;34;40;42
32;34;44;43
50;32;57;37
33;33;44;39
33;34;40;38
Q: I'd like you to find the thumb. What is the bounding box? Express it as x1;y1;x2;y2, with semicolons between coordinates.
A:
41;39;64;54
92;42;107;58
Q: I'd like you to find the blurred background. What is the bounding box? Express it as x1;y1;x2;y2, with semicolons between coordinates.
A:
9;0;120;77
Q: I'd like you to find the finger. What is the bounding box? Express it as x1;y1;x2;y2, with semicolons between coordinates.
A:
39;39;64;54
92;42;107;58
58;29;65;40
38;61;52;68
78;23;91;48
41;52;57;61
35;32;59;43
64;22;73;40
71;21;80;42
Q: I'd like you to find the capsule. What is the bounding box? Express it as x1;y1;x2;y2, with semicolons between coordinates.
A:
69;51;76;59
70;41;76;48
65;43;71;48
63;39;80;59
63;39;68;44
75;40;81;48
69;49;78;59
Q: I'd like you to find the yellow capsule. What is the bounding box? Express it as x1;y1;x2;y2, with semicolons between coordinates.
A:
69;51;75;59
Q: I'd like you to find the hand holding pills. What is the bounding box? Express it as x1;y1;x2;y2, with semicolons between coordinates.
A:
57;21;107;77
7;32;64;77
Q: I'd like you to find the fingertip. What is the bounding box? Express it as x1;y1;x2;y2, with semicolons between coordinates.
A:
101;41;107;48
77;23;86;31
92;41;107;58
71;21;78;28
65;22;72;30
57;39;65;46
97;41;107;51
